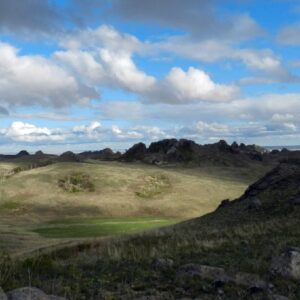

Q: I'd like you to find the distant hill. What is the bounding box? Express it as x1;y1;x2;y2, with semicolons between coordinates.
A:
1;138;300;169
122;138;300;167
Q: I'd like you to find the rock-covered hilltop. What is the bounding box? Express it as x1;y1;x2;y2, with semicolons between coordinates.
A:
214;157;300;219
0;138;299;168
121;138;294;166
122;139;267;164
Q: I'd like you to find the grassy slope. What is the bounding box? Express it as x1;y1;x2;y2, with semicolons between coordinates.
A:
1;163;299;299
0;160;267;255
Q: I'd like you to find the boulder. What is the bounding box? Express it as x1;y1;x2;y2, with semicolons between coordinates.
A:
177;264;233;284
7;287;66;300
268;295;290;300
152;258;174;270
270;247;300;280
0;287;7;300
234;272;268;292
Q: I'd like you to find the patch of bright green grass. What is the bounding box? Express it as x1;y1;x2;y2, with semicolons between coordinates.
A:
33;217;179;238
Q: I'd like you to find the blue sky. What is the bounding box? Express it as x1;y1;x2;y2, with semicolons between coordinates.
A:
1;0;300;153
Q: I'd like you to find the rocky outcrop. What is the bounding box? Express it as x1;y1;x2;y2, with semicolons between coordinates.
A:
270;247;300;280
122;143;147;161
121;139;269;166
79;148;121;160
59;151;81;162
226;161;300;216
16;150;29;157
35;150;44;156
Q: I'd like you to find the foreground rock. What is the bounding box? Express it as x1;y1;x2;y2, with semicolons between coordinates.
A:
7;287;66;300
270;247;300;280
176;264;269;291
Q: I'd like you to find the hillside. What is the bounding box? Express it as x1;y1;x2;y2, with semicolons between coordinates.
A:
0;159;264;256
2;160;299;299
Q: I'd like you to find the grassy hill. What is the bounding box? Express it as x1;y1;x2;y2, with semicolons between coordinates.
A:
1;160;299;299
0;160;267;256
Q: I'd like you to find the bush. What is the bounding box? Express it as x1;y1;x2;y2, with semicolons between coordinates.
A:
58;172;95;193
135;173;171;198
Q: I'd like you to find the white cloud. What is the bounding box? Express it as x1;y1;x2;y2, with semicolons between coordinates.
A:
195;121;230;134
73;121;102;139
99;49;156;93
56;25;156;93
0;42;97;109
159;37;295;83
4;122;66;142
111;125;143;139
146;67;239;104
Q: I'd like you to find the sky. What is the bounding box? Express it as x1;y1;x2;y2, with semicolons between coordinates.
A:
1;0;300;153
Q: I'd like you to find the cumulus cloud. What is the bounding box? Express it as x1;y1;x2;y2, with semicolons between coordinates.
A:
57;26;238;103
0;121;165;145
4;122;66;142
145;67;239;104
56;25;156;93
0;42;97;108
159;37;295;84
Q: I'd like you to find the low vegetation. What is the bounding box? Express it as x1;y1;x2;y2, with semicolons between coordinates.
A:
58;172;95;193
33;217;177;238
0;156;281;299
135;173;171;198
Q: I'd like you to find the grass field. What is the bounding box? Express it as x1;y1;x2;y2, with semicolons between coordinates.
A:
0;160;269;255
33;217;178;238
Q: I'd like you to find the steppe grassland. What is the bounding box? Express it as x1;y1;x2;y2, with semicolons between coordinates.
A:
0;160;263;255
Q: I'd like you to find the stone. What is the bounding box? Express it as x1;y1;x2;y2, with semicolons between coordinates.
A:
270;247;300;280
177;264;233;284
152;258;174;270
7;287;66;300
0;287;7;300
234;272;268;291
268;295;290;300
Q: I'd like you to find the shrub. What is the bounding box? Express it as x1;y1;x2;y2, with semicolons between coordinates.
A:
58;172;95;193
135;173;171;198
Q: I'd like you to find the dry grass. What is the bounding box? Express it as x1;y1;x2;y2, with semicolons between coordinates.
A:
0;160;267;255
